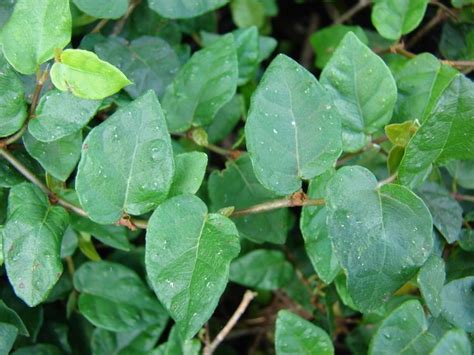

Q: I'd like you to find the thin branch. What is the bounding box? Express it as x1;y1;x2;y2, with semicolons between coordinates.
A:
65;256;75;275
430;0;459;21
391;44;474;68
91;19;109;34
112;0;141;36
377;173;398;188
334;0;371;25
407;9;447;49
452;193;474;203
300;13;320;69
203;290;257;355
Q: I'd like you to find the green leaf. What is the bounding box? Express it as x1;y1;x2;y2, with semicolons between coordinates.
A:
148;0;229;19
275;310;334;355
95;36;181;99
0;0;72;74
168;152;207;197
446;160;474;189
320;32;397;152
152;325;201;355
416;182;463;244
0;53;27;137
12;344;63;355
326;166;433;311
459;230;474;252
28;90;101;142
431;329;472;355
371;0;429;40
0;0;15;29
76;91;174;224
24;131;82;182
230;0;266;29
0;323;17;355
417;255;445;316
246;54;342;195
51;49;131;100
385;121;417;147
2;183;69;306
441;276;474;332
145;195;240;339
162;34;238;133
206;95;243;143
0;300;29;336
301;170;340;284
440;22;474;61
73;261;168;332
399;75;474;187
208;154;290;244
310;25;368;69
72;0;128;19
229;250;293;290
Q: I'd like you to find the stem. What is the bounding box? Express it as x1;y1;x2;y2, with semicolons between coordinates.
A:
91;19;109;34
334;0;371;25
65;256;75;275
452;193;474;203
300;13;320;69
112;0;141;36
430;0;459;21
377;173;398;188
407;9;446;49
203;290;257;355
392;45;474;68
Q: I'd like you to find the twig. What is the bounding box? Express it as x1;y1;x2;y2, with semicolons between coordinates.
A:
91;19;109;34
391;44;474;68
203;290;257;355
430;0;458;21
334;0;371;25
452;193;474;203
65;256;75;275
300;13;320;69
377;173;398;188
112;0;141;36
407;9;447;49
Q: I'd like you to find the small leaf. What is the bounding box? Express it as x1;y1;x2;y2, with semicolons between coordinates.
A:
446;160;474;189
0;0;72;74
206;95;243;143
148;0;229;19
51;49;131;100
162;34;238;132
441;276;474;332
230;250;293;290
246;54;342;195
275;310;334;355
431;329;472;355
0;323;17;354
168;152;207;197
417;255;445;316
152;325;201;355
73;261;168;332
145;195;240;339
76;91;174;224
72;0;128;19
385;121;418;147
2;183;69;306
230;0;266;29
0;300;29;336
320;32;397;152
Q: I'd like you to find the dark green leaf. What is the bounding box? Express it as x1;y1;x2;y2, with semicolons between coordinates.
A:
417;255;445;316
151;325;201;355
168;152;207;197
441;276;474;332
0;323;17;354
431;329;472;355
206;95;243;144
0;299;28;336
148;0;229;19
72;0;128;19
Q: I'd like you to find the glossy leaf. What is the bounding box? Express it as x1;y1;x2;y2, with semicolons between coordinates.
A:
206;95;243;143
441;276;474;332
0;323;17;354
275;310;334;355
246;54;342;195
2;183;69;306
230;250;293;290
417;255;445;316
74;261;168;332
51;49;131;100
28;90;101;142
431;329;472;355
208;154;290;244
76;91;174;224
162;34;238;132
320;32;397;152
168;152;207;198
148;0;229;19
326;166;433;311
399;75;474;187
0;0;71;74
72;0;128;19
145;195;240;339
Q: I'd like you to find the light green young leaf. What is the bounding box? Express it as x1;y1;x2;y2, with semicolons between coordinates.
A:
28;90;101;142
320;32;397;152
441;276;474;332
24;131;82;182
230;250;293;290
230;0;266;29
326;166;433;311
399;75;474;187
0;0;72;74
371;0;429;40
162;34;238;132
0;53;27;137
51;49;132;100
168;152;207;197
74;261;168;332
275;310;334;355
301;170;340;284
417;255;445;316
209;154;290;244
2;183;69;306
246;54;342;195
95;36;181;99
431;329;472;355
148;0;229;19
145;195;240;339
76;91;174;224
72;0;128;19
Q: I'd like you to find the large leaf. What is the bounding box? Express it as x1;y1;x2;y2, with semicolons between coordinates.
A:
148;0;229;19
300;170;340;284
417;255;445;317
326;166;433;311
51;49;131;100
95;36;180;99
145;195;240;339
0;0;71;74
246;54;342;195
28;90;101;142
76;91;174;224
2;183;69;306
162;34;238;133
275;310;334;355
320;32;397;152
73;261;168;332
72;0;128;19
208;154;290;244
0;53;27;137
441;276;474;332
371;0;429;40
399;75;474;187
